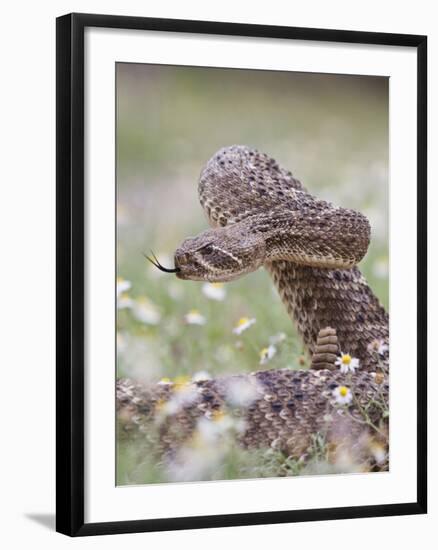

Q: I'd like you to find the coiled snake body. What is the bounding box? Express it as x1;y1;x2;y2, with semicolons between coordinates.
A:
118;146;389;465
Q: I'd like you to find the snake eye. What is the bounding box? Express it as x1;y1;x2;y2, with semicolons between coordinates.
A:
202;245;214;255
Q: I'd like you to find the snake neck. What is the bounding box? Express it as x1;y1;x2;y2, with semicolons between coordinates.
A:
265;261;389;372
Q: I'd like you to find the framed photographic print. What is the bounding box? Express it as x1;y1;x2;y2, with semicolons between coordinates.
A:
56;13;427;536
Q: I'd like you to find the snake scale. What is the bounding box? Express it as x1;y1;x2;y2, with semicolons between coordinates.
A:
117;145;389;467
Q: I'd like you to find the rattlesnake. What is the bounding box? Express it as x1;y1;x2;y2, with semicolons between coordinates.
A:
117;146;389;468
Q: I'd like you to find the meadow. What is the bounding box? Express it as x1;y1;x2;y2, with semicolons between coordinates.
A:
116;64;389;484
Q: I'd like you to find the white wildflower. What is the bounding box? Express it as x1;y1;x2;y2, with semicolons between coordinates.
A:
192;371;211;382
269;332;287;345
259;344;277;365
224;377;261;408
202;412;246;446
333;385;353;406
116;276;131;297
184;309;206;325
166;411;247;481
232;317;256;335
166;447;222;482
198;412;238;440
377;343;389;356
335;353;360;374
117;293;133;310
132;297;161;325
172;375;191;389
368;339;389;356
155;378;196;417
202;282;226;301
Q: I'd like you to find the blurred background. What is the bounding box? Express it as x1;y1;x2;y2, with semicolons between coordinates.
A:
116;63;388;484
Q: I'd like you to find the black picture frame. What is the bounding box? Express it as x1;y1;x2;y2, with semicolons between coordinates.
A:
56;12;427;537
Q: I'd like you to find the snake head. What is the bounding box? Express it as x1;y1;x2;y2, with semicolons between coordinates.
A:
174;224;266;282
